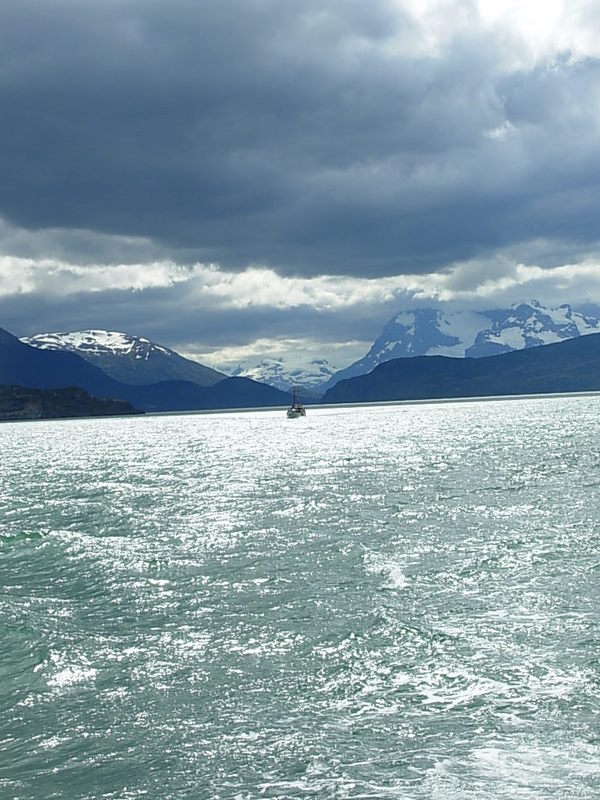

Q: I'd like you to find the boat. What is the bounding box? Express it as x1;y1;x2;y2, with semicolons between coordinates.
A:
287;387;306;418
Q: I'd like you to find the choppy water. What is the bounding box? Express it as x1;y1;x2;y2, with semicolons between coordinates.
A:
1;396;600;799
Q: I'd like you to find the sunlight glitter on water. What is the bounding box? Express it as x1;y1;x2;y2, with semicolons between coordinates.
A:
1;397;600;798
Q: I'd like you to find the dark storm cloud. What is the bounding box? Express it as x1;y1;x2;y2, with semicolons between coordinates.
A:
1;1;599;276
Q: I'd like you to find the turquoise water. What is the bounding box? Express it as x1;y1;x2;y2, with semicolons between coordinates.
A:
1;397;600;798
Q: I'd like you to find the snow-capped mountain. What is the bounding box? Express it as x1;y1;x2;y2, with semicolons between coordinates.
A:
21;330;226;387
466;302;600;356
231;357;337;394
322;301;600;390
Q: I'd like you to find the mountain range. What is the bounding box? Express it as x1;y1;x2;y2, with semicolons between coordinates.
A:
7;298;600;417
19;301;600;399
321;301;600;390
322;332;600;404
0;327;291;414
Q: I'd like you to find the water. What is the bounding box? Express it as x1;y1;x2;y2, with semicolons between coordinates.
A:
1;396;600;799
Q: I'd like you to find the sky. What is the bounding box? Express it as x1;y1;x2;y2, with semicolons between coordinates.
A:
2;0;600;370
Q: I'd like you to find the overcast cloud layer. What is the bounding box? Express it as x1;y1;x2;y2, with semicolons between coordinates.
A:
2;1;600;365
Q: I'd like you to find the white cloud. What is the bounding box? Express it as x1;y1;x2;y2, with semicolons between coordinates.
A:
3;252;600;313
476;0;599;63
400;0;600;66
423;256;600;305
0;255;412;309
0;257;196;296
195;266;412;310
